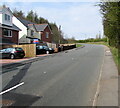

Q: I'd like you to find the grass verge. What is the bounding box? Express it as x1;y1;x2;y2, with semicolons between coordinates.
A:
86;42;109;46
76;44;83;48
109;46;120;74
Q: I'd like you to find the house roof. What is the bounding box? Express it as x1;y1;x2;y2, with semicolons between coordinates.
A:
17;17;35;27
16;17;52;33
1;24;21;31
0;5;13;15
34;24;48;32
28;24;52;33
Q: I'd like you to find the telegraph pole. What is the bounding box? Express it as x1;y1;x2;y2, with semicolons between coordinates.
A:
59;25;61;44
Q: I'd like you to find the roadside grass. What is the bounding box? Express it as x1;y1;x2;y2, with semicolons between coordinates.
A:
86;42;109;46
86;42;119;74
76;44;83;48
108;46;119;75
111;47;119;66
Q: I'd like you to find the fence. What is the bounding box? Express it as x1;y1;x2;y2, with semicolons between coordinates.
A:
52;44;76;52
46;42;57;49
2;44;36;57
2;43;76;57
60;44;76;51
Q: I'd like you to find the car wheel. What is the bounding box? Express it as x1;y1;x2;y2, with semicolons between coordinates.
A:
10;54;15;59
46;51;49;54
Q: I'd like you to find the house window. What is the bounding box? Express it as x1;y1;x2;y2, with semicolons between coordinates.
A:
31;30;34;36
8;15;10;21
5;14;7;20
46;32;49;38
5;14;10;21
3;29;12;37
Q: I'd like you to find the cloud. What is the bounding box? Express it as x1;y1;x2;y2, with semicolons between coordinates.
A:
0;2;103;39
0;0;119;2
0;0;100;2
32;3;103;39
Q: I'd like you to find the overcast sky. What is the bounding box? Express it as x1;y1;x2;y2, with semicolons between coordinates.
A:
0;1;104;40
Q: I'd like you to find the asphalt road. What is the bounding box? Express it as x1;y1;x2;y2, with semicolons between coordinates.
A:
1;44;105;106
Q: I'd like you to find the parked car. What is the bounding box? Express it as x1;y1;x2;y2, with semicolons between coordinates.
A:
48;47;54;53
36;45;54;55
0;47;25;59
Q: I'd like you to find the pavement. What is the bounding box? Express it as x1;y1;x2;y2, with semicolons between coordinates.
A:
95;45;118;106
0;57;34;65
0;54;53;69
0;44;119;106
0;54;51;65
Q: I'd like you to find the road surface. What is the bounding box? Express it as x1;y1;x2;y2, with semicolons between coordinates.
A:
1;44;105;106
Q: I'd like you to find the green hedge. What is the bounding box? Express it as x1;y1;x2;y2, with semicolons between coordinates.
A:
76;38;107;43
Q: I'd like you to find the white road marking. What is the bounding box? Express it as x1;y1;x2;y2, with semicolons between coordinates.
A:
0;82;24;95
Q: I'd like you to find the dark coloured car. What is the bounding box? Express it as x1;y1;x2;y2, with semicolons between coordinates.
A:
43;46;54;54
48;47;54;54
0;47;25;59
36;45;54;55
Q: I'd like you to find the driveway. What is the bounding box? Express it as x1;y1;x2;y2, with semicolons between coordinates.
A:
0;54;50;65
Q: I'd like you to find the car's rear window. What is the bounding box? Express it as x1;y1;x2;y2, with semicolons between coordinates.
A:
15;48;23;51
43;46;48;48
6;48;14;51
37;46;43;49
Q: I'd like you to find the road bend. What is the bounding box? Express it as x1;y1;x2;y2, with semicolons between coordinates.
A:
1;44;104;106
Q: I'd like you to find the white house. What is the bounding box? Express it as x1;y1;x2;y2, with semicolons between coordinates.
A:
13;16;52;44
13;16;31;43
0;6;13;26
0;6;20;44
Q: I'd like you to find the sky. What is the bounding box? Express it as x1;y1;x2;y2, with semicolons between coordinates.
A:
0;1;104;40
